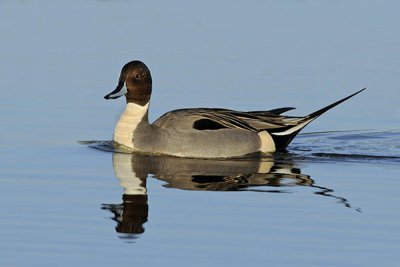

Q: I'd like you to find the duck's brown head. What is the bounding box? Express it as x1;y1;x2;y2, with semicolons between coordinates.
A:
104;60;152;106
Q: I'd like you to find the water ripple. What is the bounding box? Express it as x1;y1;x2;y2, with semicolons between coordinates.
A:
291;130;400;164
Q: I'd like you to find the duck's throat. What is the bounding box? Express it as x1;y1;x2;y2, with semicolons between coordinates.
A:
113;102;149;149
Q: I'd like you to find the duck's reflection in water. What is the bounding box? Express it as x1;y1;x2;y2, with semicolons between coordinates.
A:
102;152;358;240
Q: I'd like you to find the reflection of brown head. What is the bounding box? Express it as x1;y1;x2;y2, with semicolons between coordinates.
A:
103;194;148;236
116;194;148;234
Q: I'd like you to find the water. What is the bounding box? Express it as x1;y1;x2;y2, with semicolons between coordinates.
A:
1;1;400;266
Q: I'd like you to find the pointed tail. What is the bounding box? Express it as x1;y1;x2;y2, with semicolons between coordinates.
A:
304;88;366;121
270;88;366;150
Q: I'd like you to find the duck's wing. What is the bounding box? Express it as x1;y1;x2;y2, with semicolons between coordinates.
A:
155;108;298;132
153;108;258;131
178;108;260;131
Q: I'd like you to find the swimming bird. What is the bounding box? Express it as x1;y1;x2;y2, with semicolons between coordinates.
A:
104;60;365;158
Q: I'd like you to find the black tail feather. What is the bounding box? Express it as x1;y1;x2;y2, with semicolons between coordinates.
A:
265;107;296;115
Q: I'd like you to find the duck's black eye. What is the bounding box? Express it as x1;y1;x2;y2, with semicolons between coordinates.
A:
135;74;140;79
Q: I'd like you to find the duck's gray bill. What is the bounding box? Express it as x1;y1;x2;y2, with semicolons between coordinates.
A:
104;82;127;99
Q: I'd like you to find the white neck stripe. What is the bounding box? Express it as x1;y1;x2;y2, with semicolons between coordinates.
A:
113;102;149;149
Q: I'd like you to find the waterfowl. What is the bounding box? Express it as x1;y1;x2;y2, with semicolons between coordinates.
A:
104;60;364;158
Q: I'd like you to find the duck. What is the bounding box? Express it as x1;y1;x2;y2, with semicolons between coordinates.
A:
104;60;365;158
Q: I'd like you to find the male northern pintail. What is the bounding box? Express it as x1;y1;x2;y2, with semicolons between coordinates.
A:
104;60;365;158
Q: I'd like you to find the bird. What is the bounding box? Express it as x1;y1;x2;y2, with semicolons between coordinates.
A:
104;60;365;158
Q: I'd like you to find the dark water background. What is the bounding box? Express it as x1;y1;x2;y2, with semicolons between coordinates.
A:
1;1;400;266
